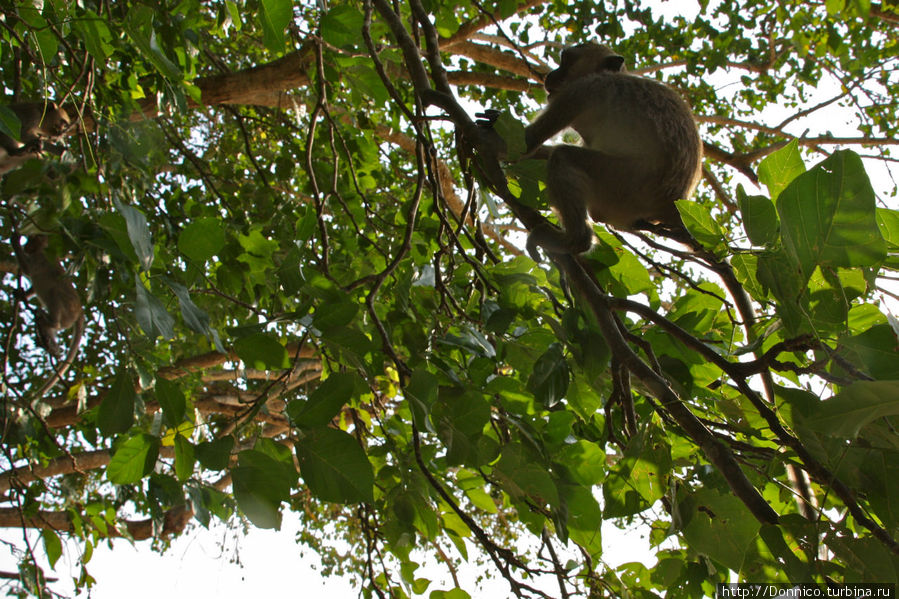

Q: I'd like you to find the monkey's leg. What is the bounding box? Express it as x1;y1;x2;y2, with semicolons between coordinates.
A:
35;311;62;357
528;145;641;260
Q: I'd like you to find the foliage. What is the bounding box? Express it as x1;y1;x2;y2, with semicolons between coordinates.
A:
0;0;898;597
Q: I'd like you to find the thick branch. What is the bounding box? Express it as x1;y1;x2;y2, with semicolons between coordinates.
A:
0;449;109;494
0;505;192;540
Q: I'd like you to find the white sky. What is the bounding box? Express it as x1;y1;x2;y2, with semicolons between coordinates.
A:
0;513;656;597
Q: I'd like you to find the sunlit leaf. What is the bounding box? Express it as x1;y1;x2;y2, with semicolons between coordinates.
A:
107;434;159;484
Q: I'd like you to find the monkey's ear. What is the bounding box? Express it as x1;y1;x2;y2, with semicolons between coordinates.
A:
601;55;625;72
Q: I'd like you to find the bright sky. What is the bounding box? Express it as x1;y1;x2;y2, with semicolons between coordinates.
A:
1;512;655;597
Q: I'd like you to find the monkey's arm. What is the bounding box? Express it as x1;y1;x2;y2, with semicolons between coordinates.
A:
522;87;582;153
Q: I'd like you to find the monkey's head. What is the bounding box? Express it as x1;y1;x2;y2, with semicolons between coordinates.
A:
41;102;72;136
24;235;50;255
544;43;626;97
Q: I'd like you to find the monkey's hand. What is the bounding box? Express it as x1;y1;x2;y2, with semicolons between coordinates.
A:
9;137;43;157
475;109;501;128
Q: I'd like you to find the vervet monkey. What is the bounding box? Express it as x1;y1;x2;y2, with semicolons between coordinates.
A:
0;102;72;175
11;233;84;399
479;43;702;260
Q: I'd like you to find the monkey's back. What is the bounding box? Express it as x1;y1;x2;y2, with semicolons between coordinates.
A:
23;247;82;329
571;72;703;203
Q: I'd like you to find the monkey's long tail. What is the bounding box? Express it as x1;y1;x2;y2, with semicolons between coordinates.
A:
32;315;84;406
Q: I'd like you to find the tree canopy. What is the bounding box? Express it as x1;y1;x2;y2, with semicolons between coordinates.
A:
1;0;899;596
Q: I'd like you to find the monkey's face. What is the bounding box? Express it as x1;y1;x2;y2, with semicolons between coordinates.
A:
544;42;626;97
24;235;50;255
42;103;71;136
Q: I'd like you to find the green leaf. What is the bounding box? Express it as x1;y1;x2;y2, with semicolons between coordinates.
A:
155;378;186;427
737;186;779;247
277;246;303;294
166;281;211;335
759;524;811;581
107;434;160;484
115;201;154;271
179;218;226;264
778;150;887;282
287;372;360;429
604;246;654;297
838;325;899;380
557;440;606;486
231;448;294;529
803;381;899;438
492;112;528;160
124;7;183;80
406;367;438;432
0;105;22;141
827;534;897;583
758;139;805;200
431;389;491;466
494;443;559;508
259;0;292;53
234;333;290;370
174;435;195;482
196;436;235;471
876;208;899;248
73;9;113;60
438;327;496;358
676;200;727;251
526;343;569;408
680;488;760;571
295;428;374;504
321;5;365;48
98;371;137;436
134;276;176;340
564;485;603;559
41;530;62;568
312;298;359;331
430;589;471;599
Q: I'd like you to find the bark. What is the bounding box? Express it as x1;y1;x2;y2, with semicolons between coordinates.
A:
0;505;193;540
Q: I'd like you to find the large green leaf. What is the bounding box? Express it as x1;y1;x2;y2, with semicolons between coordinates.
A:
259;0;293;54
680;488;760;571
494;443;559;508
134;276;176;340
431;388;491;466
778;150;887;281
803;381;899;438
195;436;235;471
738;186;779;247
233;333;290;370
231;448;295;529
295;428;374;504
179;218;226;264
758;140;805;200
107;434;159;484
115;201;154;271
557;440;606;486
526;343;569;408
97;371;137;436
154;378;186;427
287;371;360;429
173;435;195;482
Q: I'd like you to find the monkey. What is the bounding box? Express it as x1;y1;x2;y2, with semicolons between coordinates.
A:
10;232;85;400
477;42;702;261
0;102;71;175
